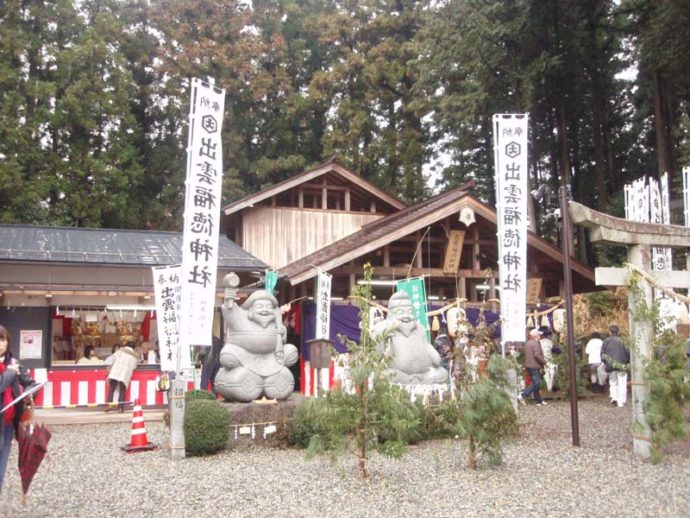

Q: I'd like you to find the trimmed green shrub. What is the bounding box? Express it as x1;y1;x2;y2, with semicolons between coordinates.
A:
186;389;217;402
184;399;230;456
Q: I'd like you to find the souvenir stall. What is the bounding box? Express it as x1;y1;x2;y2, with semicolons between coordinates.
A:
50;308;155;365
0;223;269;409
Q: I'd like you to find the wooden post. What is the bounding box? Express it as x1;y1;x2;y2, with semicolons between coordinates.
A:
627;244;654;458
559;187;580;447
169;377;186;459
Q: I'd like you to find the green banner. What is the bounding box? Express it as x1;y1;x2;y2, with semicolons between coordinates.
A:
265;269;278;293
396;277;430;342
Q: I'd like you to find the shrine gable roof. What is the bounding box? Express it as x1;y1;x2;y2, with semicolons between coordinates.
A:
278;184;596;291
222;157;406;216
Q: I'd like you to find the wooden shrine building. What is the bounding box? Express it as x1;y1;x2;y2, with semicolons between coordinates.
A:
223;158;597;303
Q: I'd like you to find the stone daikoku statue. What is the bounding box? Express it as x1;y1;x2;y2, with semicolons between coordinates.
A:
214;273;298;402
373;290;449;385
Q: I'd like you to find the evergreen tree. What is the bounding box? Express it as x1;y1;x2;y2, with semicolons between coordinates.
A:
449;354;517;468
50;0;144;227
619;0;690;185
294;264;420;478
0;0;76;224
310;0;431;203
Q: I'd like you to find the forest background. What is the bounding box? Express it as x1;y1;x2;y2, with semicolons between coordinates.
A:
1;0;689;268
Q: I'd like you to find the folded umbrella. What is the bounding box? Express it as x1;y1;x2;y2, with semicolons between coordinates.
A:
17;423;52;503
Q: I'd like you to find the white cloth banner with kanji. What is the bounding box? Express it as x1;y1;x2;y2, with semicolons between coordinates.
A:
493;114;529;342
315;270;332;340
180;78;226;346
152;265;186;371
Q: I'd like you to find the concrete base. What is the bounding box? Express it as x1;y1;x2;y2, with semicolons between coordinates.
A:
222;392;306;448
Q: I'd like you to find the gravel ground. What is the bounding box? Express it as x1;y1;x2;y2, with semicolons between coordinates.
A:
1;396;689;517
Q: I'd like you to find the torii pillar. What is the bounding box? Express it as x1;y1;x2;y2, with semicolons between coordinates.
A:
569;202;690;458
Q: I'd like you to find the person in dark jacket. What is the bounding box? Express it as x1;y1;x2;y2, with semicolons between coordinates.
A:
200;336;222;395
519;328;547;406
0;325;38;490
433;327;453;372
601;324;630;407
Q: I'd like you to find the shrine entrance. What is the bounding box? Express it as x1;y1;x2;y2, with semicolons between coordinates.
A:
569;201;690;458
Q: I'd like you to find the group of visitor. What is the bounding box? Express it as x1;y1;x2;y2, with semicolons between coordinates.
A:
585;325;630;407
517;323;630;407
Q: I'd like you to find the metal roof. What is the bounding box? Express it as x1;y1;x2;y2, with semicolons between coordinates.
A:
0;224;268;269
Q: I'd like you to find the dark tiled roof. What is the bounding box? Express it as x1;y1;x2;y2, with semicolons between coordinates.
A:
0;225;267;269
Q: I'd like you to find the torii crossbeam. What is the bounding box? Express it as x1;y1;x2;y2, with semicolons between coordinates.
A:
569;201;690;458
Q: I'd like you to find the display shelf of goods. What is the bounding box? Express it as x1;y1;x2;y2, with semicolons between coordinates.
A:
52;337;72;361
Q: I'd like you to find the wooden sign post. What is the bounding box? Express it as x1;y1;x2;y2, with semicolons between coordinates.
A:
570;202;690;458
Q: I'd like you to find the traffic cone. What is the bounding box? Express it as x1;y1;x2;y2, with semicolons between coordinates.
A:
122;399;157;453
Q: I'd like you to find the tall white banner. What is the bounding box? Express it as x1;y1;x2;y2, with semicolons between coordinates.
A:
315;270;332;340
152;265;186;371
681;167;689;332
180;78;226;347
493;114;529;342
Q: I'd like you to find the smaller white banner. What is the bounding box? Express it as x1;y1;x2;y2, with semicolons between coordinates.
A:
153;265;189;372
315;270;332;340
649;177;667;271
660;172;672;270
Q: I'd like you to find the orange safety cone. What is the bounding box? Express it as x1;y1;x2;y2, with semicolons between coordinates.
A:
122;399;157;453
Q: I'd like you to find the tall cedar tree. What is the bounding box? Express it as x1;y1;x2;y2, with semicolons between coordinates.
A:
1;0;689;250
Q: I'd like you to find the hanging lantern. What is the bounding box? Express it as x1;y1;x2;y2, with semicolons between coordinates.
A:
553;308;566;333
431;315;440;332
446;306;466;338
526;316;534;328
540;315;550;329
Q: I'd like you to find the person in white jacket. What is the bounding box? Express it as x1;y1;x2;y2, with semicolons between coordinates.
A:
585;332;606;392
105;342;140;412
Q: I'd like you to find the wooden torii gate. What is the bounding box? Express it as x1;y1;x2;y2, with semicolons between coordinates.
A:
569;201;690;458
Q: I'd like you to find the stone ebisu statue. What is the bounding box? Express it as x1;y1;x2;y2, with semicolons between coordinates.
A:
214;273;298;402
372;290;449;385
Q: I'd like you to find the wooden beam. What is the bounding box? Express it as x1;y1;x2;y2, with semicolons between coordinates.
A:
301;183;348;192
472;226;480;270
415;231;423;268
570;201;690;247
330;263;566;281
